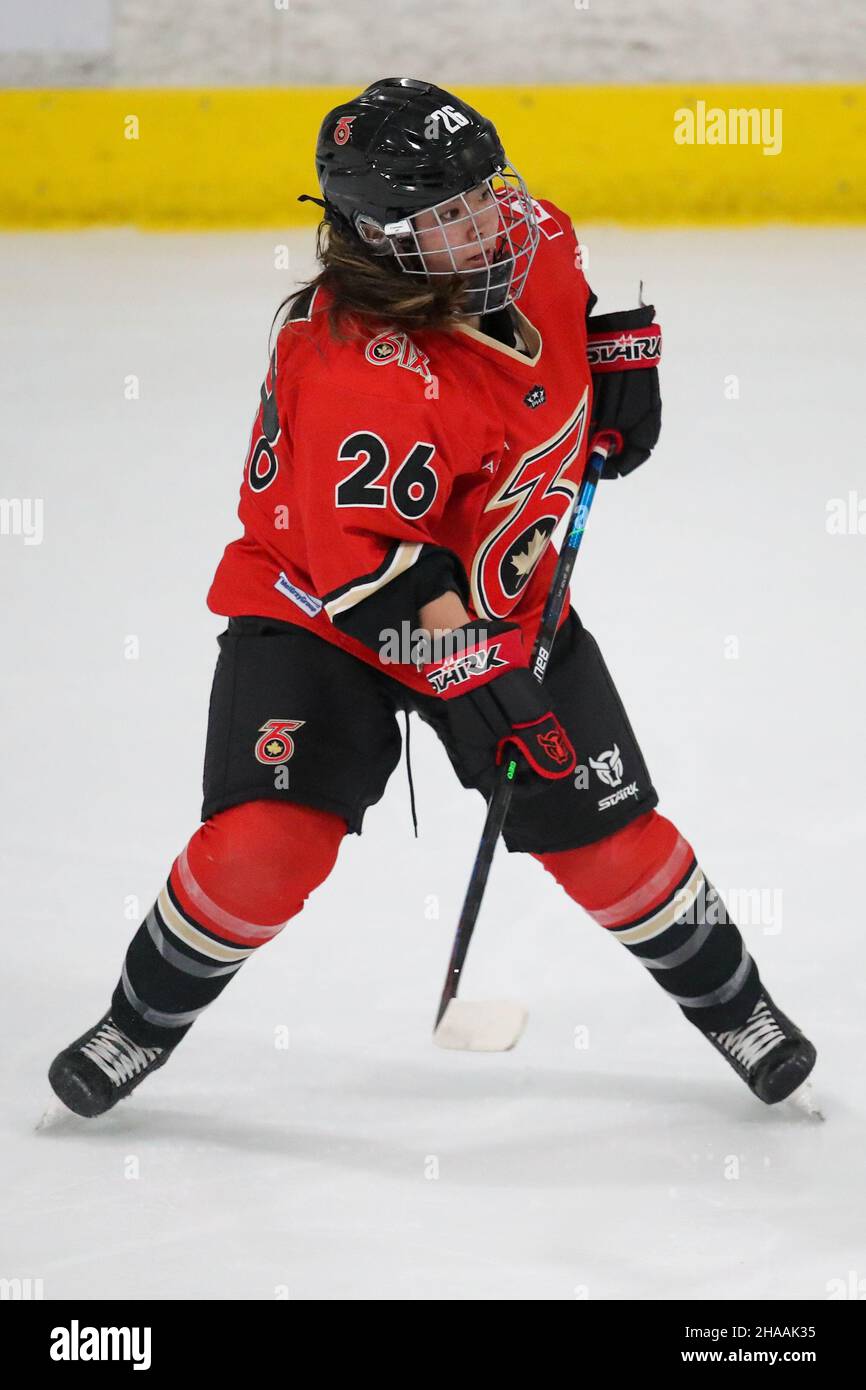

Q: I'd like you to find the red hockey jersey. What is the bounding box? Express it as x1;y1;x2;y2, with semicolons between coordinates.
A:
207;197;595;697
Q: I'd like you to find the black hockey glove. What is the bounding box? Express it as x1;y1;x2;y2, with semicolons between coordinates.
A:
586;304;662;480
421;619;576;796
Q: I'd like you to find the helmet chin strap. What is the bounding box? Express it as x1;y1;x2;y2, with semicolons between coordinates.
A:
297;193;357;239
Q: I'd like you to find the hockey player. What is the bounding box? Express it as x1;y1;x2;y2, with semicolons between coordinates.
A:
49;78;815;1118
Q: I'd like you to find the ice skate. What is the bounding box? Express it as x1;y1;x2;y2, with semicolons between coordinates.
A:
48;1012;179;1118
701;992;817;1107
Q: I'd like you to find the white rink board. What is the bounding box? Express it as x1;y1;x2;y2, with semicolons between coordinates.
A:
1;0;863;87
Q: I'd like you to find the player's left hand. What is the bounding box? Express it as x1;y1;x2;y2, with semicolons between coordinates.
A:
586;304;662;479
421;619;576;797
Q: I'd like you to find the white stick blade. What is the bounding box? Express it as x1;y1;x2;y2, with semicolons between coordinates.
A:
434;999;528;1052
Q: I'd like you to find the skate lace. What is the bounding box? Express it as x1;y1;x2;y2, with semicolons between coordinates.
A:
711;997;786;1072
81;1019;163;1088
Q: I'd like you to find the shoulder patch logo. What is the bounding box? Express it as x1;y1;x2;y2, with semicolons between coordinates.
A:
506;196;563;241
524;384;546;409
365;330;433;385
530;199;564;240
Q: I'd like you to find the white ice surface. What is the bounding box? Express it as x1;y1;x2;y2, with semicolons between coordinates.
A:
1;227;864;1301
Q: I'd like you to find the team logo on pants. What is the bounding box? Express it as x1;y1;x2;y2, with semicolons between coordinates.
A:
589;744;623;788
254;719;305;765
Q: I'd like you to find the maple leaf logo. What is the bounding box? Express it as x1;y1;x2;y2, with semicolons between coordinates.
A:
510;526;548;579
265;740;284;757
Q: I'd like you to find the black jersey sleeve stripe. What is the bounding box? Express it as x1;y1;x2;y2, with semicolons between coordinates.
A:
322;540;422;618
328;544;471;654
284;284;320;323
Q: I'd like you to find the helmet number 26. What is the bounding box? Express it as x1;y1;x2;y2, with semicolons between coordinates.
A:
425;105;471;136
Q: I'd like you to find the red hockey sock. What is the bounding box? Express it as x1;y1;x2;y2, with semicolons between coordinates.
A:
532;811;763;1032
111;800;347;1045
533;810;695;928
172;799;347;945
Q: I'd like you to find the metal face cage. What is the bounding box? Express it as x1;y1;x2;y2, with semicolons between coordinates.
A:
354;163;541;317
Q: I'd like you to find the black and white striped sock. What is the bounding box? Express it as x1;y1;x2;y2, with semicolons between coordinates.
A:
110;872;260;1049
607;863;762;1033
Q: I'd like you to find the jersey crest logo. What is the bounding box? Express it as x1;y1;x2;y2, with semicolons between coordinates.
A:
589;745;623;788
333;116;356;146
254;719;305;765
524;384;546;409
471;392;588;620
365;330;433;384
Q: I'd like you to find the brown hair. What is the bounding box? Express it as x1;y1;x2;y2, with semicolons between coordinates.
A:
273;218;469;345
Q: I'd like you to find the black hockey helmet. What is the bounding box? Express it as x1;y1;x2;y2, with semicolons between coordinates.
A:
309;77;541;316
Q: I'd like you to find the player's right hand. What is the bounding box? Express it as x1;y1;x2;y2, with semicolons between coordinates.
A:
421;619;576;794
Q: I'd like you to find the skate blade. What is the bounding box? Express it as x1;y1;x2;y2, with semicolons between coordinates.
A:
785;1079;825;1121
35;1096;77;1131
434;998;528;1052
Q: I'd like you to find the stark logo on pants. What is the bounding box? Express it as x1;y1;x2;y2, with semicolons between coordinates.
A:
254;719;305;765
590;744;623;788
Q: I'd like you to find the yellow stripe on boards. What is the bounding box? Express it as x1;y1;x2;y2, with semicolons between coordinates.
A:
0;85;862;228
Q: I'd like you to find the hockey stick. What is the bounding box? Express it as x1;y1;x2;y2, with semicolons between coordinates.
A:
433;432;616;1051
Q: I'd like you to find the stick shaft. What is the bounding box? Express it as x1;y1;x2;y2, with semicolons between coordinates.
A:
434;439;611;1029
